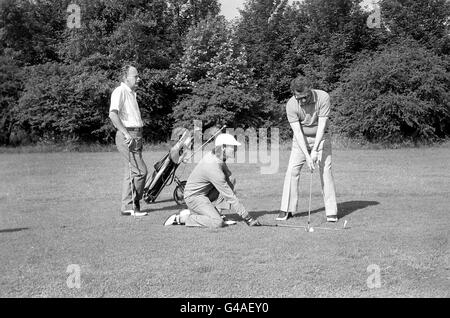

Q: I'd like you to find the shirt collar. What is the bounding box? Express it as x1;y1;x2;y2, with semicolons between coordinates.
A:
311;90;317;103
121;82;133;93
294;90;317;105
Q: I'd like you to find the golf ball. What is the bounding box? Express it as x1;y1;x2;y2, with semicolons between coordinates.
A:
309;227;314;232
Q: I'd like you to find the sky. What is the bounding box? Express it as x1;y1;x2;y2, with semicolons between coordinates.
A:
218;0;377;20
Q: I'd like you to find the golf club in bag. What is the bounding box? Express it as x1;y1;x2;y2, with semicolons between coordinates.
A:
143;125;226;205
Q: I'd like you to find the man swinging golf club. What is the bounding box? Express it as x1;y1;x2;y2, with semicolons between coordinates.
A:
277;76;338;222
164;133;261;227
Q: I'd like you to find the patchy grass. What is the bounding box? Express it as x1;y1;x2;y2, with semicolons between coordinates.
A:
1;137;449;154
0;146;449;297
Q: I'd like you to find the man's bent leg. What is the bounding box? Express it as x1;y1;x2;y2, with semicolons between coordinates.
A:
184;196;225;228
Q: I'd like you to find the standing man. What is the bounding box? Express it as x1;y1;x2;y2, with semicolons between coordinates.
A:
109;65;148;217
277;76;338;222
164;133;261;228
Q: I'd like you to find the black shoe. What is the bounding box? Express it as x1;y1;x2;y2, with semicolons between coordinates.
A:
120;210;133;216
276;211;292;221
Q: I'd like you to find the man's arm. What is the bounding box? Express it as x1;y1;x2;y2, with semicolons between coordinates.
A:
109;110;132;145
311;116;328;163
208;165;249;218
290;121;315;171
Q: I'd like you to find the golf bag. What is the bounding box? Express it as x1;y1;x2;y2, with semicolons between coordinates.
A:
143;131;191;205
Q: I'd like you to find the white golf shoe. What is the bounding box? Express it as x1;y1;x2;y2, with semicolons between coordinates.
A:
122;210;148;217
220;215;237;225
164;209;191;226
164;214;180;226
326;215;338;222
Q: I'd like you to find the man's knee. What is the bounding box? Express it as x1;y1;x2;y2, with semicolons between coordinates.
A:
229;177;236;189
136;161;148;178
289;165;302;178
210;217;225;228
320;159;332;172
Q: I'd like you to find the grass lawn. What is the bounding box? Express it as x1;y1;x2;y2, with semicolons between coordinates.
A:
0;145;449;297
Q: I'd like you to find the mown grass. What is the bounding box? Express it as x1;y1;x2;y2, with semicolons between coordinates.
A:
1;136;448;154
0;146;449;297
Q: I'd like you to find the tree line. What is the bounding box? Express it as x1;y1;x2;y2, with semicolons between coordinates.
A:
1;0;449;146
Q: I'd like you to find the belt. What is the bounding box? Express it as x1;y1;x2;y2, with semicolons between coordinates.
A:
126;127;143;131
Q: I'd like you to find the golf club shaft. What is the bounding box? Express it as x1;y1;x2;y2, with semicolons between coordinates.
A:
308;170;313;227
276;224;344;231
185;125;227;160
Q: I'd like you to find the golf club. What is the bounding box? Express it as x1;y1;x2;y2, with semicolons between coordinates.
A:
307;169;313;232
261;222;349;231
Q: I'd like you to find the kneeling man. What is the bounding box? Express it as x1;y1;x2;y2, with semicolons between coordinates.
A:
164;133;261;228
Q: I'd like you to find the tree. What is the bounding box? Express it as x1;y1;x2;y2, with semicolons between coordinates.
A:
14;63;113;143
0;51;23;144
379;0;450;55
236;0;302;100
332;39;450;142
0;0;68;65
174;15;230;86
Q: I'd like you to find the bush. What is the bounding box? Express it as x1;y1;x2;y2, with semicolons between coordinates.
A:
332;39;450;143
13;63;113;144
172;80;279;131
0;53;23;145
136;69;178;142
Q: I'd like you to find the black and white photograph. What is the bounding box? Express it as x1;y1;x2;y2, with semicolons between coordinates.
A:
0;0;449;302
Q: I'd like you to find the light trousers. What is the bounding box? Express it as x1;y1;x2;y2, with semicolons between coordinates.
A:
280;138;337;216
184;179;235;228
115;130;148;212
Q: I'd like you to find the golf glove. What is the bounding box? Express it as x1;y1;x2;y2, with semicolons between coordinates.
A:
244;217;261;227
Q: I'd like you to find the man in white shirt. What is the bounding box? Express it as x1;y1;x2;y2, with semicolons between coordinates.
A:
109;65;148;217
164;133;261;228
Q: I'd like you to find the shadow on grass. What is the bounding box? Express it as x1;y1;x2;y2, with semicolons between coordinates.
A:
142;203;186;213
293;200;380;218
0;227;29;233
148;200;380;219
241;200;379;219
146;198;176;204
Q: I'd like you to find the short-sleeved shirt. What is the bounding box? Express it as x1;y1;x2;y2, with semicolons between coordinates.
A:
109;82;143;128
184;152;246;216
286;89;331;137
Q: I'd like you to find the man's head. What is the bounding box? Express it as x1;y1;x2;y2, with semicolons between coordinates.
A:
121;65;140;91
290;76;313;106
213;133;241;161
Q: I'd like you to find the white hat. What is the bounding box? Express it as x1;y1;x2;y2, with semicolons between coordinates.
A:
215;133;241;147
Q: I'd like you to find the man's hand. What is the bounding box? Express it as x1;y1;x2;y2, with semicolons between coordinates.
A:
245;218;261;226
311;150;319;165
306;155;315;172
123;131;134;147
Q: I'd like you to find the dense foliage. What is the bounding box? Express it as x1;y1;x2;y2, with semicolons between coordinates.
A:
332;39;450;142
0;0;449;145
